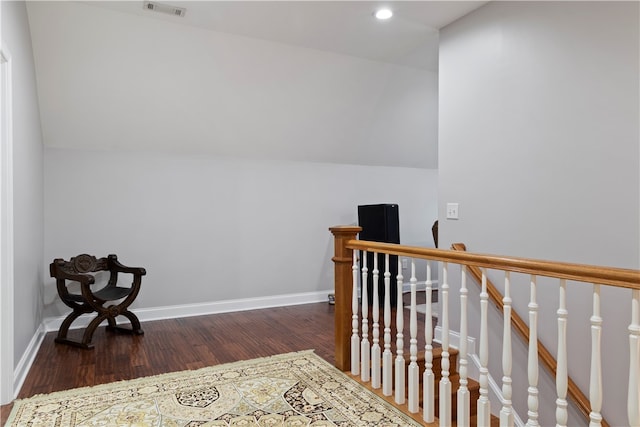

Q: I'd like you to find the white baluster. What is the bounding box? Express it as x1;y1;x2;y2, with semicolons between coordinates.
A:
628;289;640;427
457;266;470;427
589;284;602;427
440;262;451;427
408;259;420;413
526;275;539;427
382;253;393;396
477;268;490;427
371;253;381;389
556;279;568;427
501;272;514;427
395;258;406;405
423;261;435;423
361;252;370;382
351;250;360;376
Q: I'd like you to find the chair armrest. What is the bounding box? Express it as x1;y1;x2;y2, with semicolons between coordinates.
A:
107;254;147;276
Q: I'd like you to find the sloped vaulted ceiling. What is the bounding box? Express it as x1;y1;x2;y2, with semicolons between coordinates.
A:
26;1;485;168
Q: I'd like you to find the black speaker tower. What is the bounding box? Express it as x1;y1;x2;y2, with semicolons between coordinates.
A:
357;204;399;307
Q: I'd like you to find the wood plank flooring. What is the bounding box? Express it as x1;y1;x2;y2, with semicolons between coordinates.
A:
0;302;335;425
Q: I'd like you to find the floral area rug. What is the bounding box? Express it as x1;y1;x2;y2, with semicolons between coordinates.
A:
6;350;422;426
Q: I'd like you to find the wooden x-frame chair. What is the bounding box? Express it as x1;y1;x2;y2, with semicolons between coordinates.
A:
50;253;146;349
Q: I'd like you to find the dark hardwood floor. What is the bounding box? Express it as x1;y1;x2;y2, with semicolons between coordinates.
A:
1;291;432;425
1;302;335;425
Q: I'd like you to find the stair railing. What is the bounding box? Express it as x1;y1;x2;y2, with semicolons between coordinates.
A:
451;242;607;427
330;225;640;427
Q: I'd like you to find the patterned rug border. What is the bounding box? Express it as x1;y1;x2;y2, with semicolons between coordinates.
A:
9;350;317;406
6;350;423;426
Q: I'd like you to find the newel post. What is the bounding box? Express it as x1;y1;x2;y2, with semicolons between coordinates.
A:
330;225;361;371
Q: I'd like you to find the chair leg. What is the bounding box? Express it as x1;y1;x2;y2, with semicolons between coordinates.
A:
78;313;108;348
124;310;144;335
56;310;83;342
55;310;98;349
106;316;117;329
54;338;95;349
106;310;144;335
56;310;142;348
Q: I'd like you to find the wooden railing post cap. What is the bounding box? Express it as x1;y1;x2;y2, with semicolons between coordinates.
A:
329;225;362;235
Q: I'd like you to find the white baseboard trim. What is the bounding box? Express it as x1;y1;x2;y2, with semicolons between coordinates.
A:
434;327;525;427
42;290;333;333
15;290;332;399
13;323;47;400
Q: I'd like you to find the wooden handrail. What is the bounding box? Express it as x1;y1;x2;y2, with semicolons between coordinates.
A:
343;239;640;289
451;243;609;427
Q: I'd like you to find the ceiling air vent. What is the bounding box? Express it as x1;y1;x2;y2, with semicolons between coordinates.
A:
143;1;186;17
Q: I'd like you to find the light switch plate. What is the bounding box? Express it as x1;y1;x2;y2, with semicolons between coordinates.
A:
446;203;459;220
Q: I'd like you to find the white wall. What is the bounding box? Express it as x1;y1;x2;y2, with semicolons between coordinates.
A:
439;2;639;426
1;0;44;400
26;1;438;170
29;1;440;319
0;0;442;404
43;148;437;317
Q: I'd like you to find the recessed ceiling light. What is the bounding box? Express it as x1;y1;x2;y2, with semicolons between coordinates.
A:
374;8;393;20
143;1;186;17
